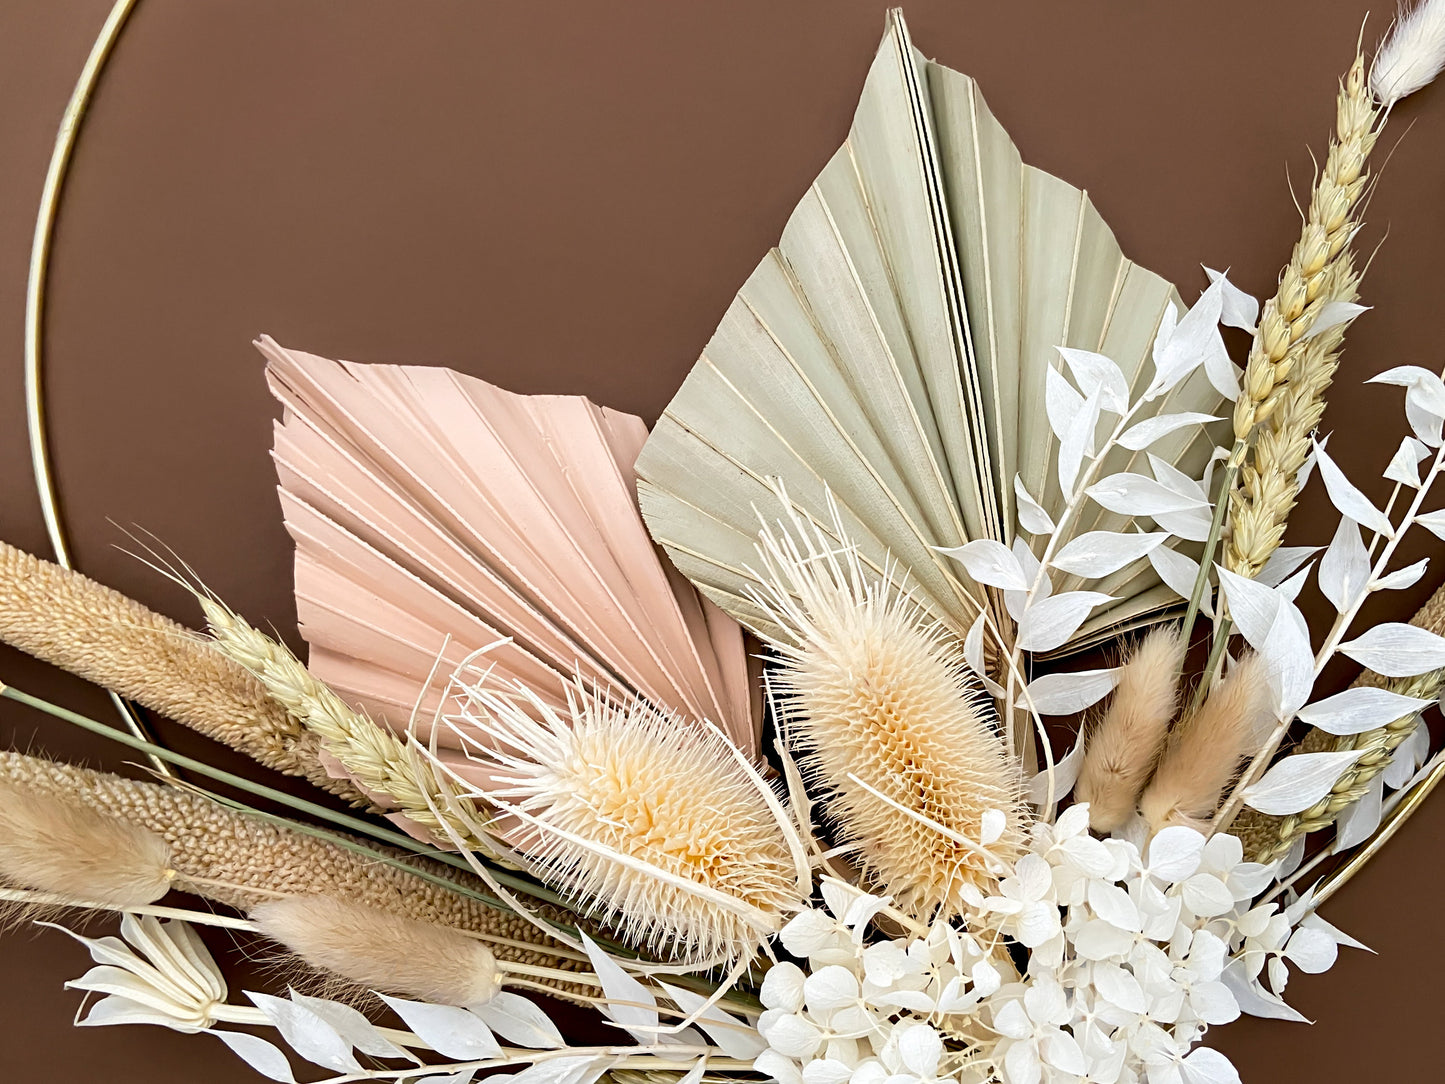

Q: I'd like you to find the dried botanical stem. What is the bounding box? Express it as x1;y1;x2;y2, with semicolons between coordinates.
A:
1233;582;1445;862
1225;53;1377;579
0;751;591;998
0;540;364;804
197;596;494;854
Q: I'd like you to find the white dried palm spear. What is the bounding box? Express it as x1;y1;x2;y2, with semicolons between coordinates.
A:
259;339;757;771
635;10;1222;655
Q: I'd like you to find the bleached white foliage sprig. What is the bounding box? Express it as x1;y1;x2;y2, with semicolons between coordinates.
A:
755;807;1357;1084
943;274;1243;794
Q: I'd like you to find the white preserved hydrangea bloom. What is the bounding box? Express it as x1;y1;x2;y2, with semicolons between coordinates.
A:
755;805;1359;1084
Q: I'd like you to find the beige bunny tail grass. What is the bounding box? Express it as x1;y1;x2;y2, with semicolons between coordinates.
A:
1140;654;1274;834
448;678;803;965
1226;50;1377;578
1076;626;1186;834
1372;0;1445;106
747;501;1028;918
251;896;501;1006
0;540;364;805
0;751;591;999
0;781;173;907
196;595;491;854
1234;582;1445;861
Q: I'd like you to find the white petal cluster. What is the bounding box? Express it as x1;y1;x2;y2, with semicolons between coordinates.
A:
754;806;1358;1084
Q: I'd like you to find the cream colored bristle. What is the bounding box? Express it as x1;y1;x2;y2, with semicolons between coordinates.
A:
446;680;802;964
1140;654;1274;833
747;501;1028;918
251;896;500;1006
0;782;173;907
1076;625;1186;833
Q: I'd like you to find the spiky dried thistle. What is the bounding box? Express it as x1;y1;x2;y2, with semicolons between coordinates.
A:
746;498;1028;919
251;895;501;1006
0;782;174;907
1076;626;1186;834
1140;654;1274;834
441;675;806;965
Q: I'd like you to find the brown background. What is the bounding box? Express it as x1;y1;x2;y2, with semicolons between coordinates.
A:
2;0;1444;1080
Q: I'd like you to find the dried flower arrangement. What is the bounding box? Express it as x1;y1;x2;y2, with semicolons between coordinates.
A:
5;4;1445;1084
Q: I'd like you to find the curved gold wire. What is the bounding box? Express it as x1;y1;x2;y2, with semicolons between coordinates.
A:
23;0;168;774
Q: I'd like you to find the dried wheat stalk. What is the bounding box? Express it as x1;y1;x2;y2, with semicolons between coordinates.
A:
197;597;493;853
0;541;365;804
1226;53;1376;578
0;751;589;997
1233;582;1445;862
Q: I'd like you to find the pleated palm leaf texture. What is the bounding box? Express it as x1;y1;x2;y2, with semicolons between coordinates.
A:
635;10;1222;655
258;337;758;796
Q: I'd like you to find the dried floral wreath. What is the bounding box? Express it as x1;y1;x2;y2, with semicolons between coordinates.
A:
4;5;1445;1084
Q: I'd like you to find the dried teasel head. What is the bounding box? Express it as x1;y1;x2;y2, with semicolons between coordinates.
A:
748;498;1029;918
250;895;502;1006
439;676;807;965
0;782;174;908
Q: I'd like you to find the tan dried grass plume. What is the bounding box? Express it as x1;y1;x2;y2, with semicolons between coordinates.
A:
1140;654;1274;833
1076;626;1186;834
747;500;1028;918
444;676;806;965
0;540;362;803
0;781;173;907
251;895;501;1006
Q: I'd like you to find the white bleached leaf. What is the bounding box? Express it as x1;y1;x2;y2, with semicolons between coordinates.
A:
940;539;1030;591
1258;546;1320;588
1023;668;1121;715
1150;278;1225;396
1052;531;1167;578
1221;963;1309;1023
1318;518;1369;614
410;1072;476;1084
1016;592;1114;653
508;1055;611;1084
657;983;766;1059
980;809;1007;845
1059;385;1104;495
1415;508;1445;540
1302;300;1368;339
1146;826;1206;880
1153;503;1214;542
1014;474;1055;535
247;992;361;1073
1149;544;1211;616
964;614;1007;698
1260;601;1316;720
287;993;413;1062
1276;562;1314;602
1004;538;1051;622
1182;1046;1243;1084
1297;686;1434;735
1216;568;1286;652
1384;436;1430;488
1028;735;1084;808
1370;365;1445;447
1312;438;1394;536
1045;365;1086;442
1335;774;1384;849
1119;412;1223;451
1375;558;1429;591
578;934;657;1044
470;991;566;1049
211;1032;297;1083
1087;473;1209;517
1058;347;1130;415
1241;751;1367;815
1205;267;1260;331
378;996;502;1061
1385;724;1429;789
1149;453;1209;503
1340;623;1445;676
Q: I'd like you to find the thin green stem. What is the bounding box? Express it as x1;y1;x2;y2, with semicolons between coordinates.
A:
1180;448;1241;645
1188;617;1233;714
0;681;566;908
